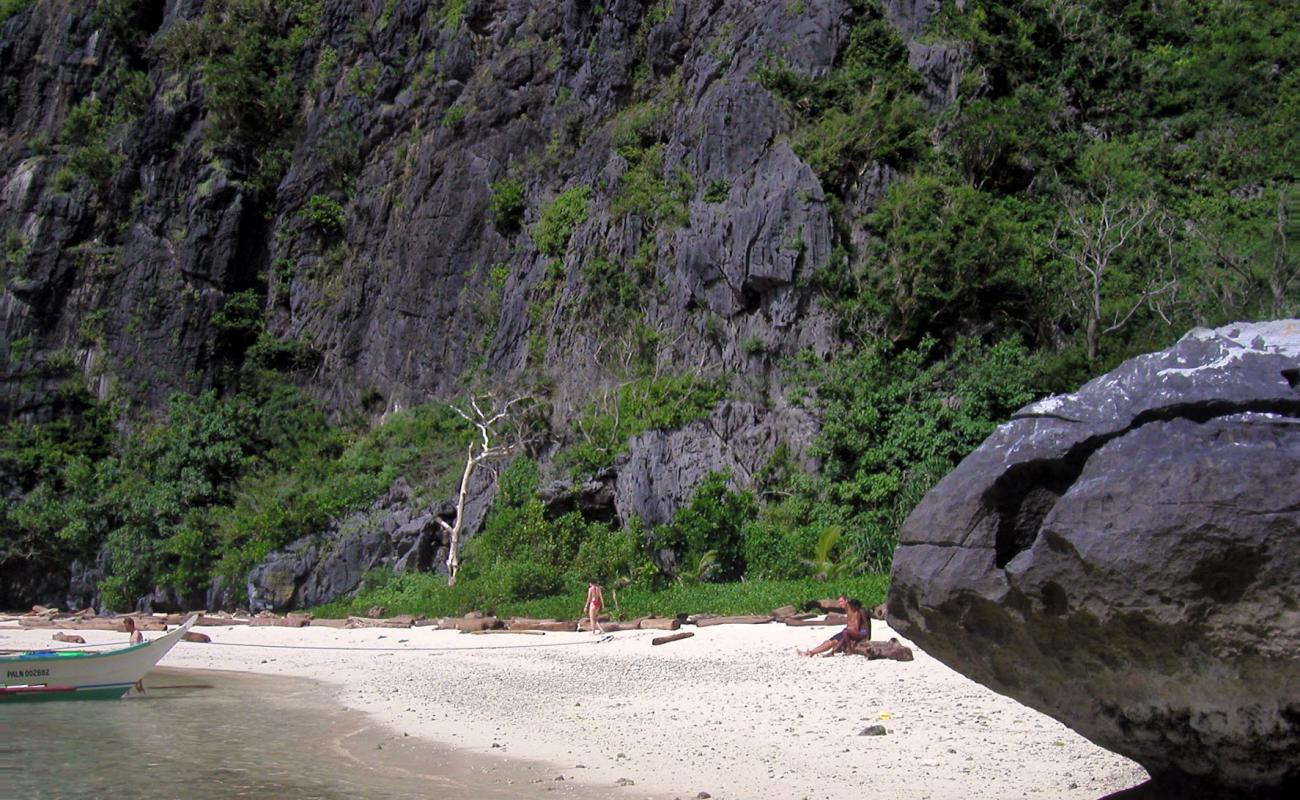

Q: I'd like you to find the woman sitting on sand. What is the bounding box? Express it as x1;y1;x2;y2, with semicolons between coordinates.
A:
797;597;870;657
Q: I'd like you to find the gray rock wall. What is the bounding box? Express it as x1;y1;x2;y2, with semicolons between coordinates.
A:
0;1;961;608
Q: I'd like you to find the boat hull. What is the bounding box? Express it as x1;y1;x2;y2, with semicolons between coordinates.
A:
1;616;196;702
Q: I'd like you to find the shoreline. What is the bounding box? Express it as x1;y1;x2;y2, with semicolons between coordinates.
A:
1;618;1147;799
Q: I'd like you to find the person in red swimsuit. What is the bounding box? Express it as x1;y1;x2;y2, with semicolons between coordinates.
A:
584;581;606;634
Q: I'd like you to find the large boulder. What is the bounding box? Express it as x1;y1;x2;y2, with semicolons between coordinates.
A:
889;320;1300;798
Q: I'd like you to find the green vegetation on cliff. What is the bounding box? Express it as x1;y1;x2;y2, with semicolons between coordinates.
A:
1;0;1295;613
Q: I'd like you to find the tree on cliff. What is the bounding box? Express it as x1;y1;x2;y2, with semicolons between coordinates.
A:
1052;179;1177;363
438;393;531;586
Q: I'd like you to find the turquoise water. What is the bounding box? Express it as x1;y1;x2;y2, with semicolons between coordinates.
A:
0;669;528;799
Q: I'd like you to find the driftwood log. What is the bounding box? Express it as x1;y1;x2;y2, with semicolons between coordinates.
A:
576;615;612;632
250;616;310;628
344;615;416;629
850;638;914;661
630;617;680;631
652;632;695;646
784;616;841;627
506;618;579;632
307;618;351;629
19;618;167;631
694;615;773;627
771;605;800;620
437;616;501;632
196;615;250;626
468;629;545;635
52;632;85;644
182;632;211;643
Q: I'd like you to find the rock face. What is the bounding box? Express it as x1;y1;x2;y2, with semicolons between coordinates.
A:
616;399;818;528
888;320;1300;797
245;478;491;612
0;1;958;609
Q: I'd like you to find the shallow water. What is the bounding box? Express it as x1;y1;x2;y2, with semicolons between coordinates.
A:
0;668;567;800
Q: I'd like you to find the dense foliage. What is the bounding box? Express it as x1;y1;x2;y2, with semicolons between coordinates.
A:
0;373;471;609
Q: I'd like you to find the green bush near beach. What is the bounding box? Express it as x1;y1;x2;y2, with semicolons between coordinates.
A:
313;572;890;620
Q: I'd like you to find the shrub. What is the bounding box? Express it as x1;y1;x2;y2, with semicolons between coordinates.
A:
861;173;1043;343
533;186;590;257
741;507;821;581
489;177;526;234
0;0;33;24
559;374;726;478
495;560;566;601
611;145;690;228
794;335;1041;569
300;194;346;234
61;98;106;147
653;472;757;582
441;105;466;127
574;526;644;585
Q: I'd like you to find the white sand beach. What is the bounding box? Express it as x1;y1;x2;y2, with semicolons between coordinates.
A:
1;618;1148;799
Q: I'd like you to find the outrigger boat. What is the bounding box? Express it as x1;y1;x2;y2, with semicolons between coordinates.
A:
1;615;196;702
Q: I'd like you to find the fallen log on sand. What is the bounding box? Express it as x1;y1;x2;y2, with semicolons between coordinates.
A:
346;615;417;629
20;617;167;631
195;615;250;626
52;632;85;644
468;629;545;635
507;619;579;632
851;638;914;662
784;614;845;627
182;632;211;643
250;616;310;628
307;618;351;629
437;616;501;632
630;617;680;631
694;615;773;627
652;632;694;646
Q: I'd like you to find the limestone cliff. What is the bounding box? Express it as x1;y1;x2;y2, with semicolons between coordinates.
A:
0;0;959;607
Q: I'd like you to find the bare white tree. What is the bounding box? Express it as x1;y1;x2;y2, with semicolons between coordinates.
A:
1269;186;1298;316
1052;184;1177;361
437;393;529;586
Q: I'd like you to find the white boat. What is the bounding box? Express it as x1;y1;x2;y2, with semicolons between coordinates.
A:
0;615;196;701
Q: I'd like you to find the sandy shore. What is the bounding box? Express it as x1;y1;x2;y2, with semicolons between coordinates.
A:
1;617;1147;799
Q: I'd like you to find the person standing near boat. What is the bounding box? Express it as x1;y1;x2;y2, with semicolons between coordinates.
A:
124;616;144;645
124;617;146;693
583;581;606;634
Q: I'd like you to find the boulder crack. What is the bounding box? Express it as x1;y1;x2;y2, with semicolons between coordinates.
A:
987;398;1300;569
